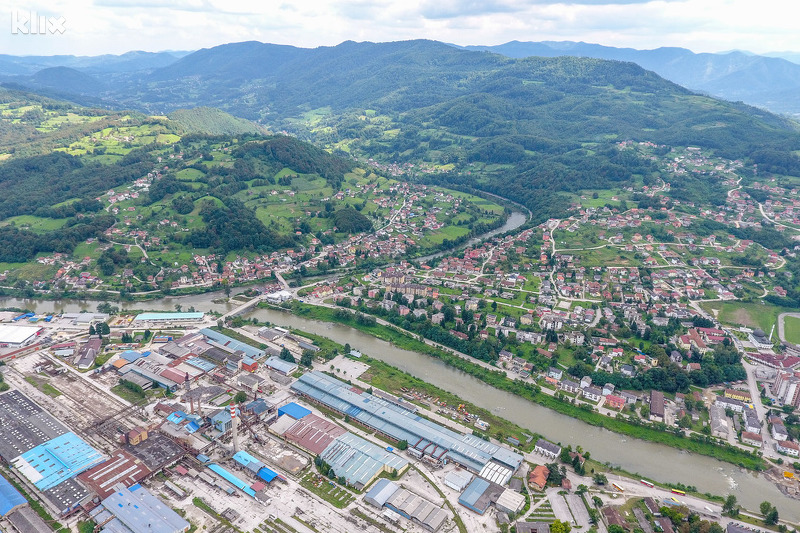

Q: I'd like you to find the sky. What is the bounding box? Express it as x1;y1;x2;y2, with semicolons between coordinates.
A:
1;0;798;57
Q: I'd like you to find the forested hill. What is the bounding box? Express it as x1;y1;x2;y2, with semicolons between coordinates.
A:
6;40;800;221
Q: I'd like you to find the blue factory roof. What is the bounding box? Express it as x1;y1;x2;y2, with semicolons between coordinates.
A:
97;484;189;533
133;312;204;321
200;328;264;359
233;450;264;471
186;357;216;372
459;477;490;512
258;467;278;483
278;402;311;420
292;372;523;476
207;464;256;497
0;475;26;517
12;432;104;491
119;350;145;362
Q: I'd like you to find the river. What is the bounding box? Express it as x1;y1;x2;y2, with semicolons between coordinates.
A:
0;206;797;520
0;293;795;520
417;210;528;263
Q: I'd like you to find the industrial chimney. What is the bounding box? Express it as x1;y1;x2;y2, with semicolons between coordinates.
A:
230;404;239;453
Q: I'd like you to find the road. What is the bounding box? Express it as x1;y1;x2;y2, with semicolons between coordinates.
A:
741;361;779;459
776;312;800;344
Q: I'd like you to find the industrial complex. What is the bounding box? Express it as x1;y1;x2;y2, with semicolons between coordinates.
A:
0;308;769;533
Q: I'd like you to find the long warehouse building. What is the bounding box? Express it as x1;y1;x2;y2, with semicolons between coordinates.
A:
291;371;523;484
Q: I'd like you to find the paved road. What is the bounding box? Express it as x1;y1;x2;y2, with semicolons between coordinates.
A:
742;361;779;458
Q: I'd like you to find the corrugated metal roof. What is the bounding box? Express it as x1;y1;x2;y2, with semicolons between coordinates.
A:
0;474;26;517
277;402;311;420
320;433;408;489
99;484;189;533
364;478;400;507
134;312;204;321
207;464;256;497
292;372;523;474
458;477;489;507
12;432;104;491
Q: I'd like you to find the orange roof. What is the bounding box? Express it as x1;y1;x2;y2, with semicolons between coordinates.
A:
113;359;129;369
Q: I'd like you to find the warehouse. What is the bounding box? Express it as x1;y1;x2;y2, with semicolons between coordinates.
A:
319;432;409;490
89;484;190;533
11;432;105;491
363;479;448;532
77;449;152;499
458;477;503;515
0;325;41;347
0;475;26;517
200;328;264;359
0;391;98;514
282;414;347;455
278;402;311;420
264;355;298;376
292;372;523;483
133;312;205;324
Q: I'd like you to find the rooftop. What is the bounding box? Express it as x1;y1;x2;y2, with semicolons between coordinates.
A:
133;312;204;321
0;391;68;462
292;372;523;477
91;484;190;533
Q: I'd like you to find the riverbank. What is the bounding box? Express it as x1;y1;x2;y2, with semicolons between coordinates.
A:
285;302;768;472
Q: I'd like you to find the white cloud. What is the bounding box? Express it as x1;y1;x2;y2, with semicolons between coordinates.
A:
0;0;796;56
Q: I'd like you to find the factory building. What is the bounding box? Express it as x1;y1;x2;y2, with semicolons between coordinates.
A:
89;484;190;533
292;372;523;484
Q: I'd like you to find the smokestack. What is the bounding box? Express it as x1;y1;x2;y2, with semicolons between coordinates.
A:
230;404;239;453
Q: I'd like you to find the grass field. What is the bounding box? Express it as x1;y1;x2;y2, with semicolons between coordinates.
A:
701;300;794;334
299;473;355;509
783;315;800;344
1;215;69;232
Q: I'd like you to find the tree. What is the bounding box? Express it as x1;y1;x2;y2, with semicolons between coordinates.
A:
233;391;247;404
723;494;738;515
766;507;779;525
608;526;625;533
576;484;588;495
279;347;296;363
300;350;314;367
760;502;779;525
593;473;608;485
89;324;96;335
397;440;409;450
551;520;572;533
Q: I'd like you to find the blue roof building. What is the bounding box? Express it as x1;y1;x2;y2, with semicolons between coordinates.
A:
264;356;298;376
119;350;145;363
207;464;256;497
277;402;311;420
0;475;26;517
292;372;523;483
11;432;104;491
200;328;264;359
133;312;204;322
458;478;492;515
89;484;190;533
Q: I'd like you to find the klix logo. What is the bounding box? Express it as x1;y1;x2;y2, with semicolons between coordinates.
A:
11;10;66;35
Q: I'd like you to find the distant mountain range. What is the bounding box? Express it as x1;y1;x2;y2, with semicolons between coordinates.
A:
457;41;800;116
1;41;799;116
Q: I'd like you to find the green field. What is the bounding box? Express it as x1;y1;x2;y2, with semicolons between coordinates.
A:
701;300;794;334
783;315;800;344
1;215;69;232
